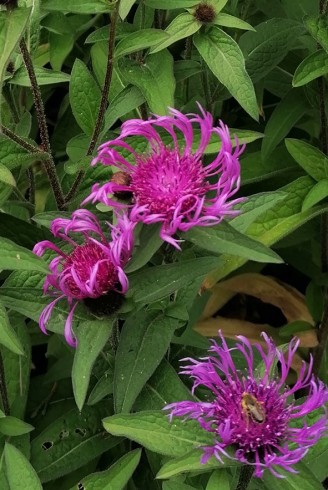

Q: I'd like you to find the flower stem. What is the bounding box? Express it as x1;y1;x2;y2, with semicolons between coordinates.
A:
0;352;10;415
19;38;65;210
27;167;35;205
236;465;254;490
65;1;120;204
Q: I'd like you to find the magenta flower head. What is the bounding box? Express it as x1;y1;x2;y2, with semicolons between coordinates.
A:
84;105;245;249
33;210;134;347
164;332;328;478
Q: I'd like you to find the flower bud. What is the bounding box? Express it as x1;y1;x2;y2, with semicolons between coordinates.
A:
194;3;216;24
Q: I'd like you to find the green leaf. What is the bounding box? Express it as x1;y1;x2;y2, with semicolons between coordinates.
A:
303;436;328;481
214;13;255;31
0;270;90;334
144;0;197;7
240;19;305;82
0;416;33;436
285;138;328;181
26;0;41;53
163;483;196;490
49;31;75;71
204;176;327;287
0;7;31;85
0;237;48;273
0;134;48;171
206;469;230;490
114;311;179;413
293;50;328;87
302;180;328;211
0;304;24;356
231;191;287;233
70;449;141;490
304;15;328;54
149;13;200;54
125;224;163;273
119;0;136;20
194;27;258;120
134;359;193;411
31;404;119;483
263;461;323;490
103;85;145;131
91;42;125;100
69;59;101;136
119;50;175;115
240;147;297;185
261;90;307;160
87;367;114;406
115;29;170;58
5;443;42;490
157;450;240;480
9;66;70;86
128;257;218;303
32;211;72;228
103;410;213;457
72;319;114;411
0;164;15;188
42;0;111;14
185;222;283;263
0;163;16;205
1;312;31;419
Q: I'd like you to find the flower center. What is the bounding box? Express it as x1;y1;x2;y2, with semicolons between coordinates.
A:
215;382;290;454
131;148;209;215
63;242;118;298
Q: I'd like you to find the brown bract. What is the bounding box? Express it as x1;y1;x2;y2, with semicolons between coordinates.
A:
194;3;216;24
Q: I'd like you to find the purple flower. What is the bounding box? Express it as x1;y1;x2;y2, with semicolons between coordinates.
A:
84;105;245;249
164;332;328;478
33;210;134;347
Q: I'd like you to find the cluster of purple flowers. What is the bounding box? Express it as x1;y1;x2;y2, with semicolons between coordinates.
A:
34;106;243;344
33;106;327;478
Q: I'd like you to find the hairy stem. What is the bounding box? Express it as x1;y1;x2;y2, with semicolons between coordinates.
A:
27;167;35;205
0;124;41;153
19;39;65;210
0;352;10;416
65;2;120;204
235;466;254;490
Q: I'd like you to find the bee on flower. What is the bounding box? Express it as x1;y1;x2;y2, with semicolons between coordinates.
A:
164;332;328;478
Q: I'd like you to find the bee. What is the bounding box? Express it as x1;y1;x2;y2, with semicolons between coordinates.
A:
241;392;266;426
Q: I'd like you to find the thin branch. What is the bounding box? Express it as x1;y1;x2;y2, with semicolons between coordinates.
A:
0;352;10;416
235;466;254;490
65;2;120;204
19;38;65;210
27;167;35;205
0;124;41;153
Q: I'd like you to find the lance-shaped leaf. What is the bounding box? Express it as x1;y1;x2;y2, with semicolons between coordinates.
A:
0;237;48;273
194;27;258;120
